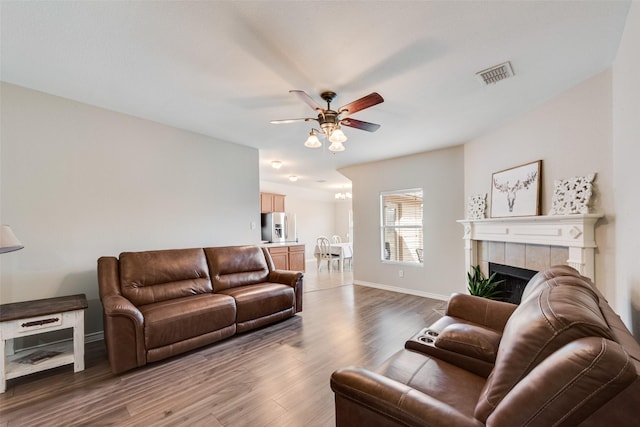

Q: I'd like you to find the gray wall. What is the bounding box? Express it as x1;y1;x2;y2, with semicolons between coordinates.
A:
341;146;465;299
465;70;617;322
0;83;261;338
612;2;640;336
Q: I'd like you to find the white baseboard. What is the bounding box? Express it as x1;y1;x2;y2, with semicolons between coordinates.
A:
354;280;449;301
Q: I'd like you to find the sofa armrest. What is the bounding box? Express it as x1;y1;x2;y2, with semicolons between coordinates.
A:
98;257;146;374
102;294;144;323
446;293;517;332
101;294;146;374
331;367;484;427
268;270;303;286
268;270;304;313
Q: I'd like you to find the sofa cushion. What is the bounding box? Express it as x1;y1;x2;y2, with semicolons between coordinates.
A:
520;265;592;304
205;246;270;292
474;282;615;422
376;349;486;419
520;265;582;304
120;248;212;306
487;337;636;426
218;282;294;323
139;293;236;349
435;324;501;363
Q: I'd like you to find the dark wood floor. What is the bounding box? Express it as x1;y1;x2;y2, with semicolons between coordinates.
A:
0;270;445;427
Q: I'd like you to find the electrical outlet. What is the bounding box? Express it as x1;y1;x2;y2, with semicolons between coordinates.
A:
398;269;404;278
250;221;256;230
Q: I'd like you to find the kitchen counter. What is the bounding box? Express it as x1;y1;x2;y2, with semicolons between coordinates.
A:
261;241;303;248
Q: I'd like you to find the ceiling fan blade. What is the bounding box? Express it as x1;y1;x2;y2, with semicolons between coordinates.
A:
290;90;323;112
339;92;384;116
341;118;381;132
270;118;315;124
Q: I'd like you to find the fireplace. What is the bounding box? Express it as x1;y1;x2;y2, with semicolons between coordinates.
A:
458;214;602;281
489;262;537;304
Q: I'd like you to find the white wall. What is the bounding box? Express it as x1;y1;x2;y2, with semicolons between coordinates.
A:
0;83;261;335
613;1;640;335
334;199;352;243
259;180;340;264
341;146;465;299
465;71;617;313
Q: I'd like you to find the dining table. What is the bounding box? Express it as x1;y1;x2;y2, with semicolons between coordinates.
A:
314;241;353;272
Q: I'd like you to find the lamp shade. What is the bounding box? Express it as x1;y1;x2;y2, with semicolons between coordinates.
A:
304;131;322;148
328;128;347;143
328;141;345;152
0;225;24;254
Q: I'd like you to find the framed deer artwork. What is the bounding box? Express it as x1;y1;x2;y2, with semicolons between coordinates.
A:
490;160;541;218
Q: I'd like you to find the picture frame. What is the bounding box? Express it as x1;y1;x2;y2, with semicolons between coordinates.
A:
490;160;541;218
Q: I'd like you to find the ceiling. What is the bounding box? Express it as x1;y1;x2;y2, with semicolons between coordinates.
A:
0;1;630;193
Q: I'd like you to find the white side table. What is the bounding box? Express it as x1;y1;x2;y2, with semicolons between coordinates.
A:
0;294;87;393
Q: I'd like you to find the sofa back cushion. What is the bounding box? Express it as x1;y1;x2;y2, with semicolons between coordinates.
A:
204;246;270;292
474;279;615;422
120;248;212;306
487;337;636;426
520;264;583;303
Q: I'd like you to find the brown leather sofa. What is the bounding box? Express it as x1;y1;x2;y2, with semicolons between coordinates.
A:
98;245;303;374
331;266;640;426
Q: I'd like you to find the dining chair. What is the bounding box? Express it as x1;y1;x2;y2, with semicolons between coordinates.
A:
331;235;342;244
317;236;340;271
342;244;353;271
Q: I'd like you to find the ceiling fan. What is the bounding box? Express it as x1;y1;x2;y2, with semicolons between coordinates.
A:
271;90;384;152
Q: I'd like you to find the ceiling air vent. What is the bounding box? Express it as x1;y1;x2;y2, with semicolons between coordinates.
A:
476;61;514;85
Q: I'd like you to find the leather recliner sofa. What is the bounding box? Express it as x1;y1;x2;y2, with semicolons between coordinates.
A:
331;265;640;426
98;245;303;374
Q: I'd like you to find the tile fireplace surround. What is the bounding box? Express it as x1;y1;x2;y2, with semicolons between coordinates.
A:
457;214;603;280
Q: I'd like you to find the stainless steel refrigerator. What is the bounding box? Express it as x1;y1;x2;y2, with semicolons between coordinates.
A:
261;212;287;243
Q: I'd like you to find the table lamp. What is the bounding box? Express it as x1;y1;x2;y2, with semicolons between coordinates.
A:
0;225;23;254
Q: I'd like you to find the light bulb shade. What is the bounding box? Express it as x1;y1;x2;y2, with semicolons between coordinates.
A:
0;225;24;254
271;160;283;169
329;128;347;143
328;141;345;152
304;131;322;148
288;175;298;182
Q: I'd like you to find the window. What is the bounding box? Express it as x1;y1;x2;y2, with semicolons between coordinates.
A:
380;189;423;264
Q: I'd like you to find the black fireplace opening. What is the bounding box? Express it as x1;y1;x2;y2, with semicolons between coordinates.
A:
488;263;538;304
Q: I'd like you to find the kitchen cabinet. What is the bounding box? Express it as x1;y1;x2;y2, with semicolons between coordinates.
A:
267;246;289;270
288;245;306;271
260;192;285;213
266;244;305;272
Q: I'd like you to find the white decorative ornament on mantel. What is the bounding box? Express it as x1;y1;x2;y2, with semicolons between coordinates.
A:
549;173;596;215
467;193;487;220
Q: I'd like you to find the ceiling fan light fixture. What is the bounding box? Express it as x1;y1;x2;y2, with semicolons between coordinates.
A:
328;140;345;152
329;127;347;143
304;130;322;148
272;90;384;154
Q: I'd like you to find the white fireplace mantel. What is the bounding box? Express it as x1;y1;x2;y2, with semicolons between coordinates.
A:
457;214;603;280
